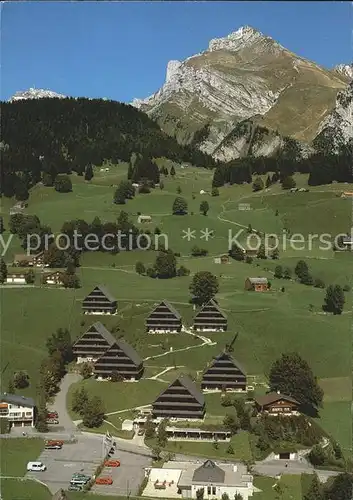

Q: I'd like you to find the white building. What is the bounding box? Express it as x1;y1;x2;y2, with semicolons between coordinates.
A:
0;394;35;428
137;215;152;224
143;460;254;500
6;274;26;284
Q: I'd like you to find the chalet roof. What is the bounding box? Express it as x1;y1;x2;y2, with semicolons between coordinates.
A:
151;300;181;319
192;460;225;484
0;393;35;407
116;338;142;367
208;351;246;375
78;322;116;346
247;277;268;284
88;285;117;303
255;392;300;407
198;299;227;320
157;374;204;406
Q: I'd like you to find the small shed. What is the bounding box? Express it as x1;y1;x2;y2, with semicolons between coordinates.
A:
245;277;269;292
137;215;152;224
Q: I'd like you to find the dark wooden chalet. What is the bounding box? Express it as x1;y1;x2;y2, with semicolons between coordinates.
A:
146;300;182;333
94;339;144;380
82;285;117;315
193;299;227;332
73;322;115;363
201;351;247;391
152;374;205;420
255;392;300;415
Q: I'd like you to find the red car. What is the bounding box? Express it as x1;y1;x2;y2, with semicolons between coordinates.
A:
95;476;113;485
104;460;120;467
47;411;58;419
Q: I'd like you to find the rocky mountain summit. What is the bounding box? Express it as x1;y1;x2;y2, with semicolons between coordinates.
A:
334;64;353;81
132;26;348;160
9;87;66;102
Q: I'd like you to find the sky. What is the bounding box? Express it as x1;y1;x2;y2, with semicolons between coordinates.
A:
1;1;352;102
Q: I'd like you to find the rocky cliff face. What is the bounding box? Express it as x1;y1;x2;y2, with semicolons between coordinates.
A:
9;88;66;102
314;81;353;153
334;64;353;81
132;26;347;160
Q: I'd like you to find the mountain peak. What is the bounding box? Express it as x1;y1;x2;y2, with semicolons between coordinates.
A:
9;87;66;102
208;25;265;52
334;63;353;80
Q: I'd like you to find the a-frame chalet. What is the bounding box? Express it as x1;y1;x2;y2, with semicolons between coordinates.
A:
152;374;205;419
193;299;227;332
73;322;116;363
201;351;247;391
82;285;117;315
94;339;144;381
146;300;182;333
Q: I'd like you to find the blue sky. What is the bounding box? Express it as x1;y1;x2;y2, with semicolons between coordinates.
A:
1;1;352;102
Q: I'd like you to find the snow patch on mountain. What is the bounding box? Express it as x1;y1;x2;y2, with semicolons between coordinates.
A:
9;88;66;102
334;64;353;80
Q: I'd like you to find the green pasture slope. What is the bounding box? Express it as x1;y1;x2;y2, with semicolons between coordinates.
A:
0;164;352;453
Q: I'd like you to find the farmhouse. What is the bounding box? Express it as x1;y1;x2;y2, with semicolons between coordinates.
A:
0;393;35;428
193;300;227;332
341;191;353;198
6;273;26;284
255;392;300;416
152;374;205;420
213;254;230;265
73;322;115;363
94;338;144;381
137;215;152;223
13;251;44;267
146;300;182;333
42;271;64;285
201;351;247;392
143;460;254;500
244;277;269;292
82;285;117;315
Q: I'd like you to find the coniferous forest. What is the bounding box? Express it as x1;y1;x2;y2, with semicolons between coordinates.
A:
0;97;216;198
1;97;352;200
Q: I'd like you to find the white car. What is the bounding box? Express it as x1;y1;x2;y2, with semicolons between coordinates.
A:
27;461;46;472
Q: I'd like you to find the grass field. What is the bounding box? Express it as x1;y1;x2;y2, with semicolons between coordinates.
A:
1;164;352;454
253;475;303;500
1;479;52;500
0;438;44;477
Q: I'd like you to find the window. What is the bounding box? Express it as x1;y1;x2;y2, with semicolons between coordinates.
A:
25;412;32;416
207;487;211;495
212;487;216;495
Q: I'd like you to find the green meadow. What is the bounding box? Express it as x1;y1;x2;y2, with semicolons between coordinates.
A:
1;164;352;452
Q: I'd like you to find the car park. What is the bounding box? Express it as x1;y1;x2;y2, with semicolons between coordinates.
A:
27;461;46;472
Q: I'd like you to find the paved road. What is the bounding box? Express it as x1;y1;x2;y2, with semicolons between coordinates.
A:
253;459;340;483
47;373;82;432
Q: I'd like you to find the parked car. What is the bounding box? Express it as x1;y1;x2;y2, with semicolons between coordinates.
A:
46;411;58;418
95;476;113;485
104;459;120;467
45;443;62;450
46;418;59;424
68;484;83;491
70;477;90;486
27;461;46;472
45;440;64;446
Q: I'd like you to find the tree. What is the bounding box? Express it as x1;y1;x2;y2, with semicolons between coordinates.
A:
84;164;94;181
265;175;272;188
295;260;309;280
332;440;343;460
144;415;155;439
196;488;204;500
325;473;353;500
274;265;283;278
271;248;279;260
110;370;123;382
82;395;105;428
0;217;4;234
35;394;48;433
177;265;190;277
127;163;133;180
314;278;325;289
234;494;243;500
269;352;324;408
42;172;53;187
170;165;176;177
190;271;219;305
283;267;292;280
308;445;326;466
154;250;176;278
322;285;345;315
247;224;253;234
113;185;126;204
257;243;267;259
252;177;264;192
281;176;296;190
46;328;73;364
221;494;230;500
200;201;209;216
0;259;7;284
176;185;182;194
211;187;219;196
25;269;35;284
229;243;244;262
304;474;323;500
54;174;72;193
223;413;240;435
13;371;30;389
62;267;80;289
152;446;162;460
157;419;168;447
135;261;146;275
7;379;15;394
71;386;89;415
80;362;92;379
159;180;164;190
172;197;188;215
